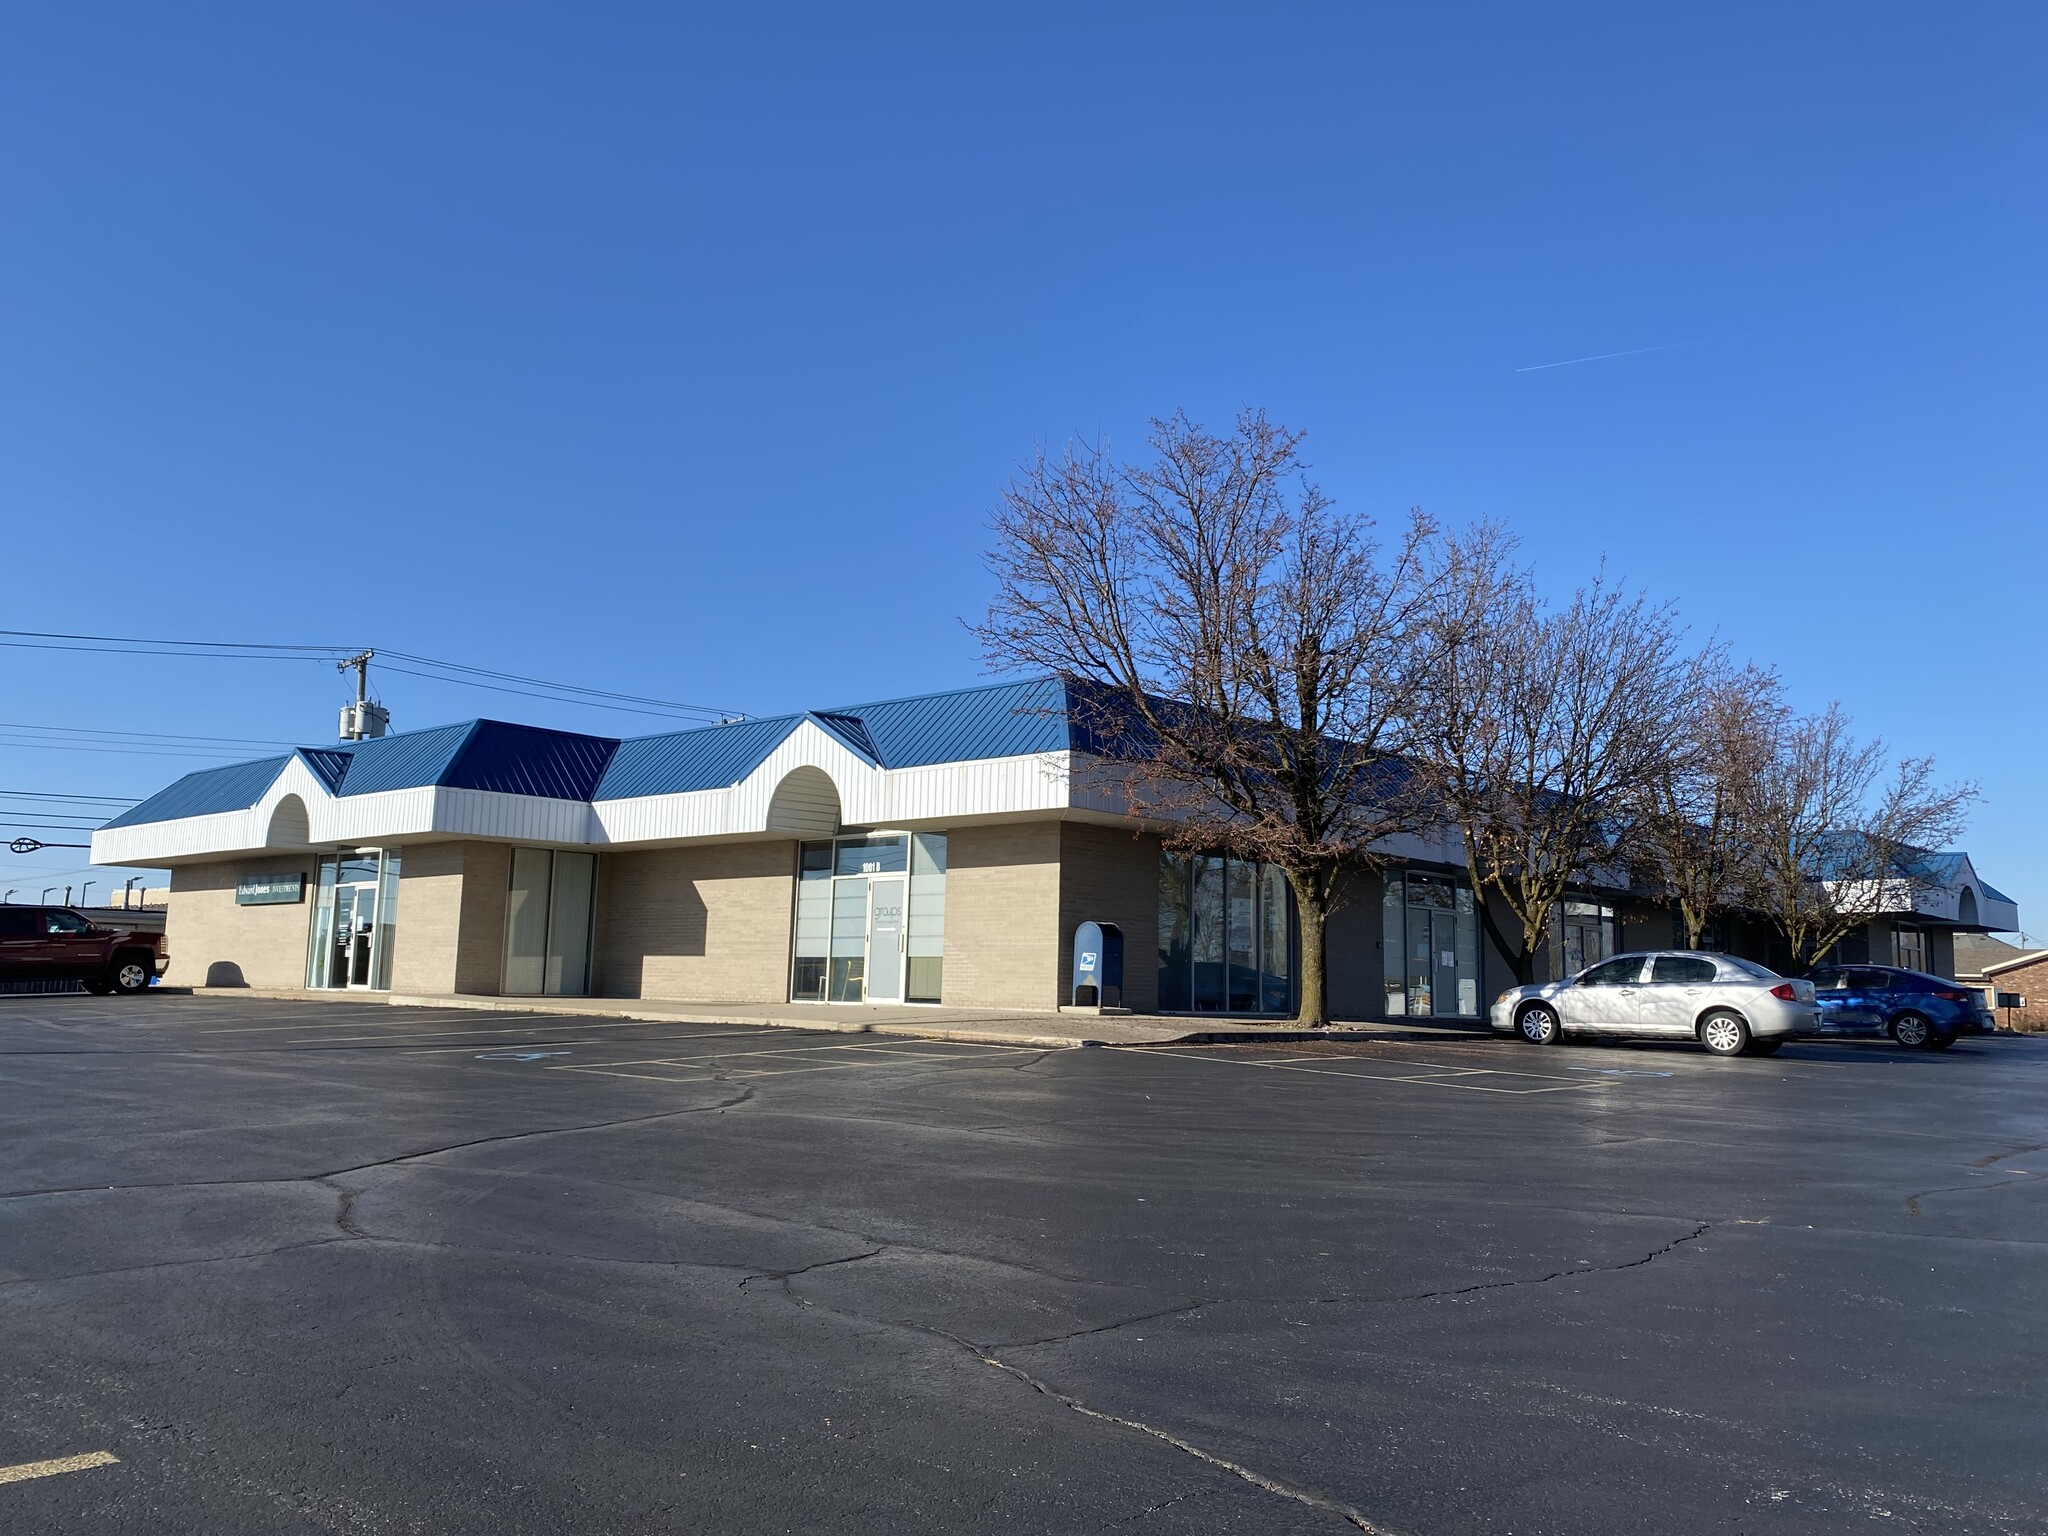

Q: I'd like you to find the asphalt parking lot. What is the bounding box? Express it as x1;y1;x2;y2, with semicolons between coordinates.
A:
2;996;2044;1535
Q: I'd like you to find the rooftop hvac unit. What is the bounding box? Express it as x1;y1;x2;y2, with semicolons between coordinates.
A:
339;701;390;741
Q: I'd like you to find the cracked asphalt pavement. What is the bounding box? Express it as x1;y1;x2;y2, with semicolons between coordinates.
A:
2;997;2045;1534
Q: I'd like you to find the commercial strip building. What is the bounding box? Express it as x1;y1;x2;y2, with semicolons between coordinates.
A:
88;677;2023;1020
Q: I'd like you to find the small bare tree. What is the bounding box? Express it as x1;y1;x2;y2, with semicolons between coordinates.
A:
1418;527;1704;984
1630;662;1785;949
1743;704;1978;967
977;409;1447;1026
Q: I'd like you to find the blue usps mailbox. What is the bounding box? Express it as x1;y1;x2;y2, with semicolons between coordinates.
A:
1070;921;1123;1008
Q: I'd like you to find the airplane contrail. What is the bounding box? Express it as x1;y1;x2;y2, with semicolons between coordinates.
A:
1515;340;1700;373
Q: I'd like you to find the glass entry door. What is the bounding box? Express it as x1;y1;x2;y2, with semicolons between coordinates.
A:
333;880;378;988
307;849;398;990
864;877;905;1003
1382;870;1480;1018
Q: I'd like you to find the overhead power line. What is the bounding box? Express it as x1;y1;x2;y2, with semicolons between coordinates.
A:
0;629;743;723
0;721;301;749
0;789;141;803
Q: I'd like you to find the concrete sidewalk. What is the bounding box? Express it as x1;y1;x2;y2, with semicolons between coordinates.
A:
178;985;1496;1050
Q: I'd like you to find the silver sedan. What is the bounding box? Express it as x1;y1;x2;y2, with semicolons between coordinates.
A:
1489;951;1818;1057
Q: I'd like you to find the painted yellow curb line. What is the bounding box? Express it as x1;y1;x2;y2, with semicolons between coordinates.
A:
0;1450;120;1485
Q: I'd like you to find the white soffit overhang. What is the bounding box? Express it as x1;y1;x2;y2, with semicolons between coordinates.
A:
92;729;1084;865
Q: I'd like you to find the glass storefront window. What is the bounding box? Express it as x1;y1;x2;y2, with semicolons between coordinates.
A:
1156;851;1295;1014
907;833;947;1003
544;851;596;995
502;847;596;997
792;844;832;1001
1383;870;1481;1018
835;836;907;876
795;832;942;1004
372;849;402;990
1552;898;1619;979
1157;853;1194;1012
1894;928;1927;972
1258;864;1292;1012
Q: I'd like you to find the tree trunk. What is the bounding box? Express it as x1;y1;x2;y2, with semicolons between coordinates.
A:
1294;886;1329;1028
1679;903;1704;950
1475;896;1534;986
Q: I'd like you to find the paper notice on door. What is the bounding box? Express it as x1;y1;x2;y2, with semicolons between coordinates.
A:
1459;980;1477;1014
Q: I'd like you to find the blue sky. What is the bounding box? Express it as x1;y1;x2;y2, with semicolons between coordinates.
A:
3;3;2042;928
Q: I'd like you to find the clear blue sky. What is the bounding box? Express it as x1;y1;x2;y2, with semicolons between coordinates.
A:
3;4;2042;927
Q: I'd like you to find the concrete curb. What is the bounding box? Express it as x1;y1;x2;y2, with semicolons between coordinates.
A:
145;987;1501;1052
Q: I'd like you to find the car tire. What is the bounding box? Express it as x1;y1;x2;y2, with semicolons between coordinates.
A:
1517;1003;1564;1046
1699;1010;1750;1056
82;978;115;996
1890;1012;1933;1049
110;956;153;995
1746;1038;1783;1057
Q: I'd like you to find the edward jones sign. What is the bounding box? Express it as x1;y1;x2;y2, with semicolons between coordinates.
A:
235;873;306;906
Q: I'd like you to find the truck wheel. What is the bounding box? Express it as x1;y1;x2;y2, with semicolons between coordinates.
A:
82;978;115;996
110;956;153;994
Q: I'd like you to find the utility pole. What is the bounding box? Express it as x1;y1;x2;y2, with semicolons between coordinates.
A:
337;651;390;741
80;880;93;906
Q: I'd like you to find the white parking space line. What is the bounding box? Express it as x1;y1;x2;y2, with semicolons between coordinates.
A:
549;1039;1038;1084
544;1040;1029;1071
1141;1049;1605;1095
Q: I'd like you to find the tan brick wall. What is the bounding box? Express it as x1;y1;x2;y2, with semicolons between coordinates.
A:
1057;823;1163;1012
387;841;464;995
163;858;317;988
456;843;510;995
593;842;797;1002
944;822;1063;1010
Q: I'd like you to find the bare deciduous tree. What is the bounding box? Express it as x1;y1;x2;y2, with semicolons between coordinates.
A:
977;408;1446;1026
1419;528;1704;984
1630;662;1785;949
1743;704;1978;967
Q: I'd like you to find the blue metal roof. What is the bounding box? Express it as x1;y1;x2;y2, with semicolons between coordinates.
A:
1981;879;2016;905
808;712;881;764
297;747;355;792
101;756;294;829
328;722;479;797
826;676;1072;768
441;721;620;800
102;678;1100;828
594;715;806;800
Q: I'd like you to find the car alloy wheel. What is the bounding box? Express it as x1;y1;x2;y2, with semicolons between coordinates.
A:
1700;1011;1750;1056
114;962;150;993
1891;1013;1932;1048
1518;1004;1562;1045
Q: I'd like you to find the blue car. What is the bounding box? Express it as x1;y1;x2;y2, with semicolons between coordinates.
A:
1800;964;1994;1049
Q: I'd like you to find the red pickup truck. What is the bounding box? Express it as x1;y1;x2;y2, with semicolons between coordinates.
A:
0;906;169;994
